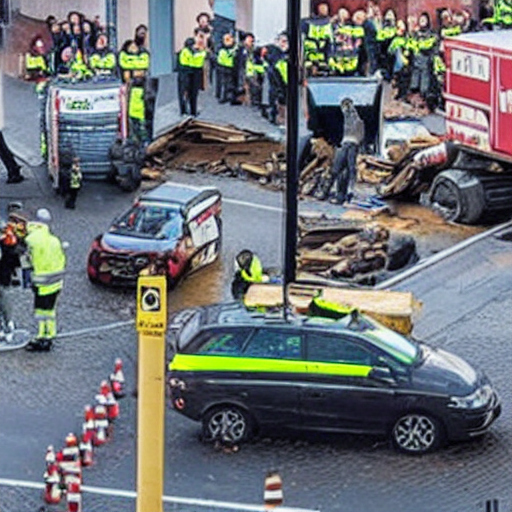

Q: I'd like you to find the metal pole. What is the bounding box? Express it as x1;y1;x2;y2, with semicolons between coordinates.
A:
283;0;301;299
105;0;118;50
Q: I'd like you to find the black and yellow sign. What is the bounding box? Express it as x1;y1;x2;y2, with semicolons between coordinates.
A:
136;275;167;334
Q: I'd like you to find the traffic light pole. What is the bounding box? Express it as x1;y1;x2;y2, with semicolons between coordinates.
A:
283;0;301;298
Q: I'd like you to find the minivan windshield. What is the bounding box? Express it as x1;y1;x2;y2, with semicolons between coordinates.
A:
363;317;419;365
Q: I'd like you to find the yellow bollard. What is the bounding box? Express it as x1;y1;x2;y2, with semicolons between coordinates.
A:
136;275;167;512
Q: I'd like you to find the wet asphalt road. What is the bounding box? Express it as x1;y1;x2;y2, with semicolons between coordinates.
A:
0;162;511;512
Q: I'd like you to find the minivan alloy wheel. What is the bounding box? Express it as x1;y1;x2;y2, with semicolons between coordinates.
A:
202;406;252;444
392;413;442;454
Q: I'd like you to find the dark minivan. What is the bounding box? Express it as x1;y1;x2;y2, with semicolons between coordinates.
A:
168;303;501;454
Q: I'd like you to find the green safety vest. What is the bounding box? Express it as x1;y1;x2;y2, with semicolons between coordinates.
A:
70;59;93;79
89;52;116;71
217;47;236;68
179;47;207;69
433;54;446;74
440;26;462;38
240;256;263;283
329;54;358;74
25;223;66;295
246;59;265;78
415;35;437;52
275;58;288;84
497;0;512;24
25;54;47;72
376;26;397;42
388;35;407;54
119;51;150;71
351;26;365;39
307;21;334;42
70;169;82;189
336;25;353;38
309;296;355;320
129;86;145;120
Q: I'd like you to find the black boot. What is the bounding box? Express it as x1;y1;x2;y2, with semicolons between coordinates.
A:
25;338;45;352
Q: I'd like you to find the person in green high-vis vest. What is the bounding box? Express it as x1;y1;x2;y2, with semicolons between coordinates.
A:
177;31;207;116
24;209;66;353
119;39;151;143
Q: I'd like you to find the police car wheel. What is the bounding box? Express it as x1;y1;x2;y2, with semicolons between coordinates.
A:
201;405;254;444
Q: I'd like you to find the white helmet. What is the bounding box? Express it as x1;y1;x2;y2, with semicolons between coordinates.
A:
36;208;52;224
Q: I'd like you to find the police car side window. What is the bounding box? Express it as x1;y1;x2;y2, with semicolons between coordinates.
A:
243;329;302;360
307;334;375;366
196;329;250;356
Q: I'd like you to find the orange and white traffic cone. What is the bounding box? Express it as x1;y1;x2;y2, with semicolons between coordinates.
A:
98;380;119;421
60;433;82;486
83;404;95;442
110;358;125;399
45;444;56;468
43;462;62;504
79;427;94;467
264;470;284;509
66;476;82;512
93;404;109;446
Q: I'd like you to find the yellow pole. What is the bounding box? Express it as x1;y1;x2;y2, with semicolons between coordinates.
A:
136;275;168;512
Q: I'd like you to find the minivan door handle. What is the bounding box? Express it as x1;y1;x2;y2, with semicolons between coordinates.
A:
308;391;325;399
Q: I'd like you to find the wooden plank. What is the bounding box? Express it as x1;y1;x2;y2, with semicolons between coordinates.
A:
243;283;421;335
240;163;272;176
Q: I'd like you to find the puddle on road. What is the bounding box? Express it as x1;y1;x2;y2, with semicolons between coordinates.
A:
167;259;227;315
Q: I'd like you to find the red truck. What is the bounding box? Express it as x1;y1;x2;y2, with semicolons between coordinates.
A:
425;30;512;223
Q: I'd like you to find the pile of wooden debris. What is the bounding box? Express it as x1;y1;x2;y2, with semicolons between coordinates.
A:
358;135;447;199
297;215;417;284
298;135;445;201
143;118;286;188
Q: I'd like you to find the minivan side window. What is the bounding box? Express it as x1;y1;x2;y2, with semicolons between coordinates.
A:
196;329;251;356
307;334;376;366
243;329;302;360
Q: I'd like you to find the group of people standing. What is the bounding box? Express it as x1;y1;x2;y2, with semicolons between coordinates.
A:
177;12;289;125
24;12;155;148
302;0;508;112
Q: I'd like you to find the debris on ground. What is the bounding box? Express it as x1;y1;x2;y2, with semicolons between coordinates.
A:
297;214;418;286
357;135;446;199
143;118;286;189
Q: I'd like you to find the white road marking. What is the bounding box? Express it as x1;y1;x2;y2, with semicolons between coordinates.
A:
0;478;319;512
223;197;284;213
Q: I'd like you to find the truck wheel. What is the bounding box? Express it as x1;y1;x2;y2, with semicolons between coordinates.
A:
428;170;485;225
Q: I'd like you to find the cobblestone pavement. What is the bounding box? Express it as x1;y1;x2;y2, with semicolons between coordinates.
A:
0;74;511;512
